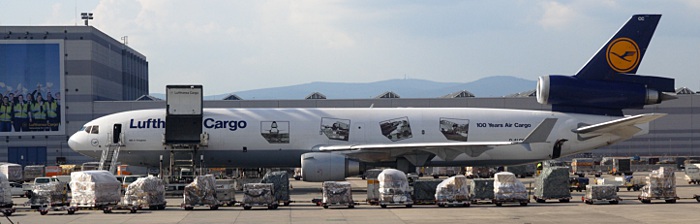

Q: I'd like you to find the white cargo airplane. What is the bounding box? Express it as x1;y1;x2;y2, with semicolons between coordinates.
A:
69;15;675;181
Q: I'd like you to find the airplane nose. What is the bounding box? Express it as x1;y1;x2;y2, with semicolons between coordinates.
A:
68;133;81;150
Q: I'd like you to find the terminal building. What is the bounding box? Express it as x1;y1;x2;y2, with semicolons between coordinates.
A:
1;25;698;168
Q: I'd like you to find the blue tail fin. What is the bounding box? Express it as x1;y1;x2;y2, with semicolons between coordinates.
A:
537;14;675;116
575;15;660;79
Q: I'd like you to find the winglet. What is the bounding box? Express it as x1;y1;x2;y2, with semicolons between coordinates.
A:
522;118;558;143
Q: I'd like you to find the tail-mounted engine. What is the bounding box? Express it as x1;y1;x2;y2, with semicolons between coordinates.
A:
536;75;675;115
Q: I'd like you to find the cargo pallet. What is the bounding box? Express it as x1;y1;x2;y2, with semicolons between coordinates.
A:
242;201;278;210
638;196;679;204
436;200;470;207
582;196;621;205
31;202;77;215
533;196;571;203
492;198;529;207
182;203;219;210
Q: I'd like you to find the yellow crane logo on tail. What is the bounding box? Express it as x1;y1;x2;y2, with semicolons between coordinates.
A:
606;37;640;73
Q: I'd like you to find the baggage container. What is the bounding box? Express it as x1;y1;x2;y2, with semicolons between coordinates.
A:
493;172;528;206
261;171;290;206
215;179;236;206
435;175;470;207
364;169;383;205
469;178;494;203
0;173;15;216
182;175;220;210
322;181;354;208
242;183;277;210
69;170;121;213
378;169;413;208
533;166;571;203
123;176;167;210
28;181;76;215
0;163;22;183
584;185;620;204
412;179;442;204
638;167;678;203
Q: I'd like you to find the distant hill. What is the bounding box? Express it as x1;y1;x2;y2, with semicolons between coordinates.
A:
150;76;536;100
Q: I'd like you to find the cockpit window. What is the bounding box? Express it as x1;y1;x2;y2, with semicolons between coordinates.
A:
90;125;99;134
84;126;92;133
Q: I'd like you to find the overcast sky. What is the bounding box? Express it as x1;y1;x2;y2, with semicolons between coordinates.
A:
1;0;698;95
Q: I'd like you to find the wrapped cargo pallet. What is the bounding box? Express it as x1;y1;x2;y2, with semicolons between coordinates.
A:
377;169;413;208
261;171;290;205
493;172;528;201
123;176;166;209
69;170;121;208
584;185;619;204
639;167;677;203
183;175;219;208
242;183;277;210
435;175;470;207
322;181;354;208
533;166;571;202
413;179;442;204
30;182;68;206
469;178;494;201
0;173;11;207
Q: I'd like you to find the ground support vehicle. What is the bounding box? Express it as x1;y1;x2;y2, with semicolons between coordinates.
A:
569;177;589;192
693;194;700;202
623;176;644;191
684;163;700;184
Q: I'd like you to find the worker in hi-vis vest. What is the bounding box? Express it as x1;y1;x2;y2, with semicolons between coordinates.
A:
0;96;12;132
12;94;30;132
30;93;47;131
46;92;59;131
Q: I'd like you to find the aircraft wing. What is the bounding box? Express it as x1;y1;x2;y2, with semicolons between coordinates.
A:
574;113;666;138
318;118;558;164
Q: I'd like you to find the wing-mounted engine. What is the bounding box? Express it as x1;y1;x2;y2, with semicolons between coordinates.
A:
300;152;360;182
536;75;675;116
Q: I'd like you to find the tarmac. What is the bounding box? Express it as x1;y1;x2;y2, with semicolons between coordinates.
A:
4;171;700;224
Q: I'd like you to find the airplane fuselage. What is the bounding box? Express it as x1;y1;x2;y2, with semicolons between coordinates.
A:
68;107;636;168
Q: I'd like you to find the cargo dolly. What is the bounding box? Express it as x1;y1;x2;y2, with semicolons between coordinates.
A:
0;203;15;216
533;195;571;203
436;200;470;207
492;198;529;207
638;195;679;204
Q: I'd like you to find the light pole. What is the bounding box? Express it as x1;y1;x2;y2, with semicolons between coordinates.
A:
81;12;93;26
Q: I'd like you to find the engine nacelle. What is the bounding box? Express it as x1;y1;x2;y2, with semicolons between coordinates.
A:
301;152;360;182
537;75;665;110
